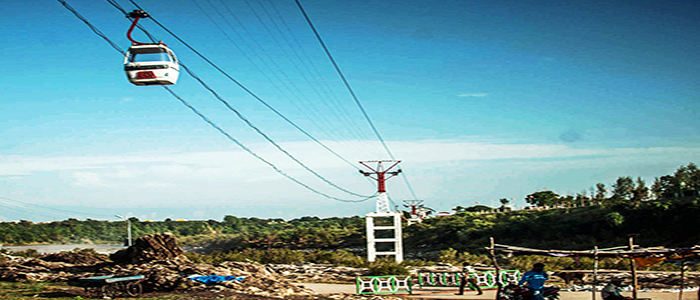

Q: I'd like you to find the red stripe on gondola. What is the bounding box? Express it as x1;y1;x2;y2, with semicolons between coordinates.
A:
136;71;156;79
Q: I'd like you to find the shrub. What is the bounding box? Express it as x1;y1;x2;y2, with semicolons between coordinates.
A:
605;212;625;227
367;259;409;276
11;249;42;258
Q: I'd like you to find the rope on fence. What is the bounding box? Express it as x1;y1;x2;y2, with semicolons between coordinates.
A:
356;275;412;295
417;270;521;288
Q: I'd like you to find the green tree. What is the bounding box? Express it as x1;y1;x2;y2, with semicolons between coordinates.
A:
525;190;559;207
674;163;700;197
594;183;607;204
559;195;575;207
631;177;649;203
605;212;625;227
650;163;700;199
574;194;590;207
459;205;494;213
499;198;511;211
612;176;635;200
686;163;700;193
652;175;677;199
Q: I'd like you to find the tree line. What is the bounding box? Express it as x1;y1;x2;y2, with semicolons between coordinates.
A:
1;163;697;260
452;163;700;212
0;215;365;248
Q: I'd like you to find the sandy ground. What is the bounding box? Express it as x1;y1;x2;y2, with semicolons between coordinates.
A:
0;244;127;254
297;283;699;300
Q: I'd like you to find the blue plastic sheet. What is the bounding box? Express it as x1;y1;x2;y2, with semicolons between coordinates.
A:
188;275;245;284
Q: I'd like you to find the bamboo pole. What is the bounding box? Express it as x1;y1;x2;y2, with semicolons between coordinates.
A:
629;237;638;300
679;259;685;300
489;237;502;300
593;246;598;300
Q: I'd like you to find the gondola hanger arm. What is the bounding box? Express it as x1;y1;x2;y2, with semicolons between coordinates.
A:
126;10;164;46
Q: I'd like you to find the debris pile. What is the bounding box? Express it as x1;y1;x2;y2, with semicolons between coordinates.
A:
0;236;698;298
110;233;188;264
43;250;109;265
0;234;315;298
101;259;314;297
0;256;76;282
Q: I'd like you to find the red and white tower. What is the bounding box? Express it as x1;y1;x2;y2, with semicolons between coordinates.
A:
403;200;431;225
359;160;403;262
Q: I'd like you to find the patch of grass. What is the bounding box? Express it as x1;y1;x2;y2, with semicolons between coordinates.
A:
0;281;328;300
0;281;72;300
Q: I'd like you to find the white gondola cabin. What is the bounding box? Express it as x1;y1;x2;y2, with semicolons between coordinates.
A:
124;44;180;86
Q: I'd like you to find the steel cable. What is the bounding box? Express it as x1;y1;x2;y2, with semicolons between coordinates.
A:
56;0;375;203
293;0;419;201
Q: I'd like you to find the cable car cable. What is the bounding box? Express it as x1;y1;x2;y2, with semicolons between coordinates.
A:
175;60;372;198
191;0;359;150
58;0;125;54
56;0;374;203
122;0;370;173
121;0;381;166
111;1;372;197
162;86;376;203
75;0;373;199
199;0;383;184
196;0;380;162
115;0;407;201
0;196;113;220
293;0;393;160
241;0;373;145
264;0;377;145
294;0;419;201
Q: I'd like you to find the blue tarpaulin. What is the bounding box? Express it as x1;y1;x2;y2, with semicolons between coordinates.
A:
188;275;245;284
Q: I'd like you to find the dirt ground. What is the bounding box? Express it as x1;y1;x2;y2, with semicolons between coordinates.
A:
297;283;700;300
23;282;700;300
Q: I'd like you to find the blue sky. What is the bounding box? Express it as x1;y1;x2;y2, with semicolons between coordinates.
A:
1;0;699;222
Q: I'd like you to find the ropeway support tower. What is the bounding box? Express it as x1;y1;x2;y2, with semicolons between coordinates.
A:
359;160;403;262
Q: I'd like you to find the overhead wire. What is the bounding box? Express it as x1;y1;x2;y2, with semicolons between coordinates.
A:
262;0;373;141
161;86;375;203
190;0;380;186
243;0;374;145
0;196;114;220
109;0;371;198
173;62;372;198
123;0;375;175
192;0;357;150
0;202;69;221
293;0;420;201
57;0;374;202
196;0;378;157
262;0;386;160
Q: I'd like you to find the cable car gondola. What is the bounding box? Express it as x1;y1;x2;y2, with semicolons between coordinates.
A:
123;10;180;86
124;43;179;86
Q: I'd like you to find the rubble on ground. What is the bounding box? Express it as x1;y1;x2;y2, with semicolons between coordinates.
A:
43;250;109;265
110;233;188;264
0;236;698;299
0;234;316;298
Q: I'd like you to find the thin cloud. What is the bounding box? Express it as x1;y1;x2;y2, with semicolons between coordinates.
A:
3;140;698;213
3;140;698;185
458;93;489;97
72;172;111;187
2;141;699;177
